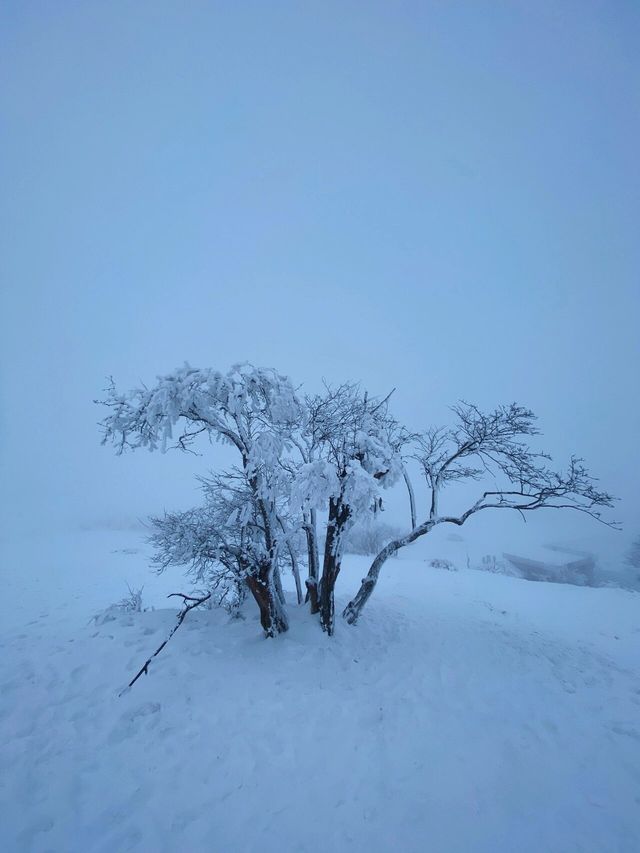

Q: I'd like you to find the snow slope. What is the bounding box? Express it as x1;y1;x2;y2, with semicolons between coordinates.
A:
1;530;639;852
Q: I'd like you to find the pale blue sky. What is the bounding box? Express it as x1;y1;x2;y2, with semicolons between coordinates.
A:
1;2;638;547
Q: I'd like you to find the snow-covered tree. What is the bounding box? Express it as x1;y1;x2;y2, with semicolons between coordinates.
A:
99;364;301;636
343;402;618;624
291;384;403;634
342;518;402;556
100;370;616;642
100;366;409;637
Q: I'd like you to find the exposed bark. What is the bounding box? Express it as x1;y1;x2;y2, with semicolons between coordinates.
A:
246;563;289;637
244;488;290;635
303;508;320;612
305;577;319;614
319;497;351;635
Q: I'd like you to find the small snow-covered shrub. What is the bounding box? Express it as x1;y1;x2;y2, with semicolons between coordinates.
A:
92;585;144;624
480;554;510;575
342;520;401;556
428;558;457;571
121;585;144;611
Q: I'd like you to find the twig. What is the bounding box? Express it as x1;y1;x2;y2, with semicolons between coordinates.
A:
370;387;396;414
120;591;211;694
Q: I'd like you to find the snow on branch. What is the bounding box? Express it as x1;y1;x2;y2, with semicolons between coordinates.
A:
344;402;618;625
96;363;301;459
412;402;616;526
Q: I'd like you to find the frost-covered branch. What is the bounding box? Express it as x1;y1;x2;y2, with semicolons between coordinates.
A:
344;403;617;624
292;383;405;634
100;364;303;637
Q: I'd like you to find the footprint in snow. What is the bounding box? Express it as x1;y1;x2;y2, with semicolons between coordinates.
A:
609;723;640;742
126;701;161;721
108;702;161;744
71;664;88;681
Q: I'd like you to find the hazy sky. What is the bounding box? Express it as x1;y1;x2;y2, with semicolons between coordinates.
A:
1;2;638;549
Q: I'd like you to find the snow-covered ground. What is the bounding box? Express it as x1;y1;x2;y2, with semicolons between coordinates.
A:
1;529;639;852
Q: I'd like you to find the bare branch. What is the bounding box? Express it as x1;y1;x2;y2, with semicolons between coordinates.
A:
121;591;212;693
344;402;618;625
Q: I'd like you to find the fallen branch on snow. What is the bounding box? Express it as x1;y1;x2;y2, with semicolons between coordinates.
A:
120;591;211;695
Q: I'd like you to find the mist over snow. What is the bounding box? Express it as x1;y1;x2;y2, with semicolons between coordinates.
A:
0;2;639;852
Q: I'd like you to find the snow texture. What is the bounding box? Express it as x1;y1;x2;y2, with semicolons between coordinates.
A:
1;529;639;852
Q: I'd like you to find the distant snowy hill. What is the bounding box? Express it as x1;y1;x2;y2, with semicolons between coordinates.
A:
1;529;638;852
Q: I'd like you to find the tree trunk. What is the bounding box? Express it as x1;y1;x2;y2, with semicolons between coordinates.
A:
245;493;288;636
288;548;303;605
304;509;320;613
343;519;435;625
305;577;320;614
402;465;417;530
278;516;303;605
342;541;398;625
274;565;286;606
246;562;289;637
319;497;350;635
